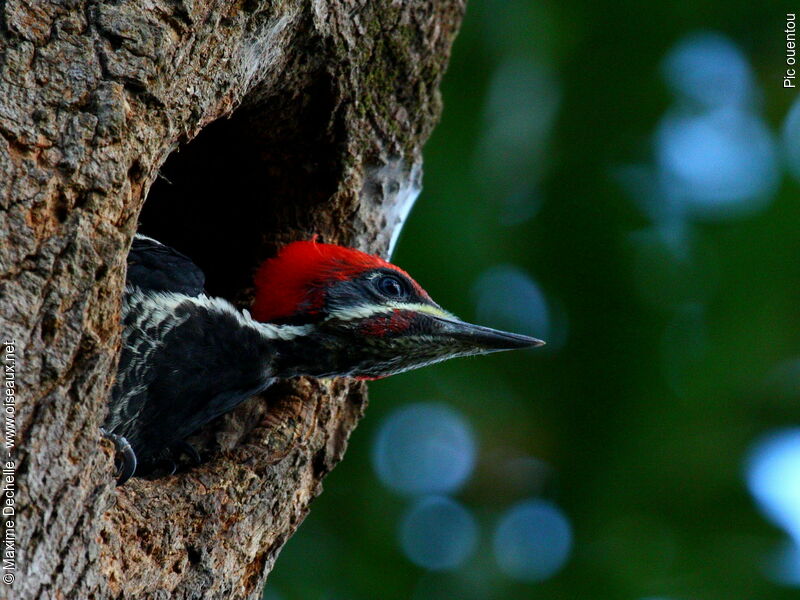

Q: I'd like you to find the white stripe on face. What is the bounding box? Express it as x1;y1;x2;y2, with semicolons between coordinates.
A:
328;301;455;322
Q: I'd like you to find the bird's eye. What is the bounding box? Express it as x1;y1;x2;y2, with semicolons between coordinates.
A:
377;275;406;298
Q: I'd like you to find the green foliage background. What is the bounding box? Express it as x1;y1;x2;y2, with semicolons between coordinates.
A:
269;2;800;598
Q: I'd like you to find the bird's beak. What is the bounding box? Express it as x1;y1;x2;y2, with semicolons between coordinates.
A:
428;315;545;353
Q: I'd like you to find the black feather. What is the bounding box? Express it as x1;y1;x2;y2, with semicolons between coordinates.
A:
127;234;206;296
105;236;279;474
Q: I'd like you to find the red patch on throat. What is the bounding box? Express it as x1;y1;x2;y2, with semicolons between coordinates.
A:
252;239;429;323
359;309;414;337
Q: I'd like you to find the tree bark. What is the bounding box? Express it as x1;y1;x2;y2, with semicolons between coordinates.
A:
0;1;464;597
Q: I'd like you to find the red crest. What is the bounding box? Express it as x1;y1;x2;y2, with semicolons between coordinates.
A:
252;239;427;323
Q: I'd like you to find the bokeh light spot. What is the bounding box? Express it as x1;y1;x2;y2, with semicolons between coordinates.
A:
498;186;543;227
655;107;778;219
746;429;800;586
476;58;559;216
492;499;572;582
662;32;753;108
400;496;478;571
473;265;558;346
746;429;800;542
373;403;476;496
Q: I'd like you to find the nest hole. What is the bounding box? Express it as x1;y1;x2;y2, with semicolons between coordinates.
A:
138;76;343;304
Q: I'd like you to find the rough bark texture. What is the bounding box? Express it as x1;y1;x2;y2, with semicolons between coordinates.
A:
0;1;464;598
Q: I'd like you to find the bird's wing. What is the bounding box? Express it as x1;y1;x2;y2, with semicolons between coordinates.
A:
127;234;206;296
107;290;297;464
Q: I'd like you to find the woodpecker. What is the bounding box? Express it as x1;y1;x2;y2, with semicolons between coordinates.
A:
103;235;544;484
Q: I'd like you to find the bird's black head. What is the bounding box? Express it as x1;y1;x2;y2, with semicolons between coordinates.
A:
252;241;544;379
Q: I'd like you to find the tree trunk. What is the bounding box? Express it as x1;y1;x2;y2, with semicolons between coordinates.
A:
0;1;464;597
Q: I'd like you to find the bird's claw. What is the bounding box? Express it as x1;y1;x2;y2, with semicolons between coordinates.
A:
150;441;200;478
157;458;178;477
101;428;138;485
175;439;202;466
